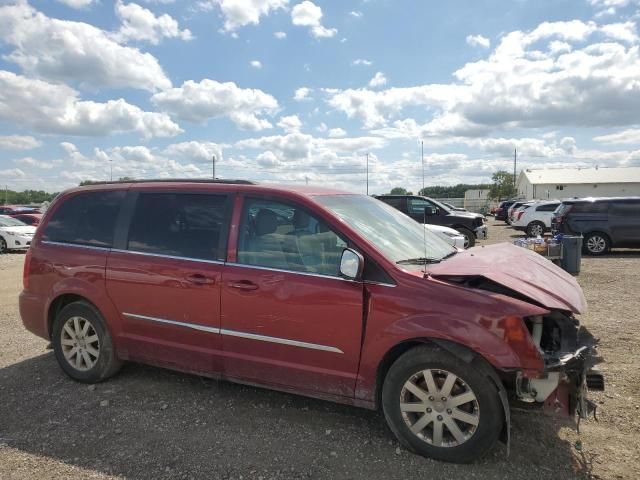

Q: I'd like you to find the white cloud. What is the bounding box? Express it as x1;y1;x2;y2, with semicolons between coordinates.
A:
466;34;490;49
368;71;387;88
201;0;289;32
0;135;41;151
316;122;327;132
0;168;26;178
250;60;263;68
291;1;337;38
0;71;181;138
352;58;372;66
274;31;287;39
327;19;640;134
594;128;640;144
293;87;312;101
113;1;193;45
327;128;346;138
0;2;171;92
350;11;362;18
13;157;54;170
163;141;224;163
56;0;95;8
152;78;278;130
277;115;303;133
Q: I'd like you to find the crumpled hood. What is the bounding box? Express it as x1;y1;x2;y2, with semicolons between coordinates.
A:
426;242;587;314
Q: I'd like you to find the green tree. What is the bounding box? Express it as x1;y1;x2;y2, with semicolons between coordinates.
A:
489;170;516;200
390;187;411;195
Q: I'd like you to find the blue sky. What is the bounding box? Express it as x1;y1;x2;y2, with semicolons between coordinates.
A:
1;0;640;194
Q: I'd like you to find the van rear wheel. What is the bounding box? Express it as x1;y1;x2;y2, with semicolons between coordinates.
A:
52;301;122;383
382;345;503;463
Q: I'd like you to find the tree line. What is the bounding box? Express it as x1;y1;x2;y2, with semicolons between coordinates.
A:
1;188;59;205
385;170;516;200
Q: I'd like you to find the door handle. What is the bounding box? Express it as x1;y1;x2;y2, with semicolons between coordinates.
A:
186;274;215;285
228;280;259;291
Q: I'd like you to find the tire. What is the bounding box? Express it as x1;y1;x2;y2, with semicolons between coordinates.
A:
583;232;610;256
0;236;6;253
457;228;475;248
382;345;503;463
526;221;545;238
51;301;122;383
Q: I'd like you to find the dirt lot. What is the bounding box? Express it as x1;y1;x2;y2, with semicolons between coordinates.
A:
1;219;639;480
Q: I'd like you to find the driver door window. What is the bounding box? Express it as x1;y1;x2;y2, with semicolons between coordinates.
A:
408;198;437;216
237;198;347;276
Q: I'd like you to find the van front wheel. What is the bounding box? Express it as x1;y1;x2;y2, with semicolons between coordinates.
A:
52;301;122;383
381;345;503;463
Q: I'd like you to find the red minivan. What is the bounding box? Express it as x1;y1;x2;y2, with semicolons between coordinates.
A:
20;180;602;463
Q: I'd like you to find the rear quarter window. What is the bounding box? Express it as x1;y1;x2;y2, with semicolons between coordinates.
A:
43;190;125;248
571;202;609;214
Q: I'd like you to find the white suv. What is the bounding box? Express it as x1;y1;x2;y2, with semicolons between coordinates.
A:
512;200;561;237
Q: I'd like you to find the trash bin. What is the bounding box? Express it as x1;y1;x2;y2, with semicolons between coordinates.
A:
560;235;583;275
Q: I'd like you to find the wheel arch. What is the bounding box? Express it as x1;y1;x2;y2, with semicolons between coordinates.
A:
374;337;511;450
47;294;99;338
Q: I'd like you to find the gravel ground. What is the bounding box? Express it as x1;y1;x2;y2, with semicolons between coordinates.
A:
1;220;639;480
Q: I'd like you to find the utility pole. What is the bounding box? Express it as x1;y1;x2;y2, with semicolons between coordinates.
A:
513;148;517;191
305;176;309;186
109;158;113;182
4;185;7;205
366;153;369;196
421;140;425;195
212;155;216;180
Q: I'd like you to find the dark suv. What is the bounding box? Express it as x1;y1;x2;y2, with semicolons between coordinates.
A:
552;197;640;255
494;200;515;222
375;195;487;247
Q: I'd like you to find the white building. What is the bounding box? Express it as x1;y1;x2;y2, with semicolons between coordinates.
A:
463;189;490;210
516;167;640;200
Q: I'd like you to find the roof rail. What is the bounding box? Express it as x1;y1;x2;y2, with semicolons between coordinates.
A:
81;179;256;186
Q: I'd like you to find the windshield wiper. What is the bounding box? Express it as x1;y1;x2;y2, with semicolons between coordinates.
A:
396;257;441;265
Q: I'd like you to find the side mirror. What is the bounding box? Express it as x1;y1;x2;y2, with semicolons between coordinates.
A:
340;248;364;280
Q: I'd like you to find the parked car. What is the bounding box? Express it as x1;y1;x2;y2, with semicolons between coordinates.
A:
20;180;602;463
552;197;640;255
375;195;487;248
0;205;40;215
0;215;36;252
10;213;42;226
512;201;561;237
425;224;466;249
494;200;515;222
506;201;527;224
441;201;467;212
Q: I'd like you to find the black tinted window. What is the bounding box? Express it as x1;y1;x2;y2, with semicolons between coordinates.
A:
380;197;404;209
537;203;560;212
237;198;347;276
408;198;437;215
610;200;640;216
127;193;229;261
571;202;609;214
43;190;124;248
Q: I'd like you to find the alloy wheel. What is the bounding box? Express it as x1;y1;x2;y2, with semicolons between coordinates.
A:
587;235;607;254
529;223;544;237
60;316;100;371
399;369;480;448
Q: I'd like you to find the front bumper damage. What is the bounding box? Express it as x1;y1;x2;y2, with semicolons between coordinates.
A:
516;312;604;425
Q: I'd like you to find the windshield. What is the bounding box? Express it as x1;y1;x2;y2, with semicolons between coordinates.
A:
0;216;27;227
315;195;456;263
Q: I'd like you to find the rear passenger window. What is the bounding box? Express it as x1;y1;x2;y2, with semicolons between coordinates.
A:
572;202;609;214
127;193;229;261
537;203;560;212
43;191;124;248
236;198;347;276
610;200;640;216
